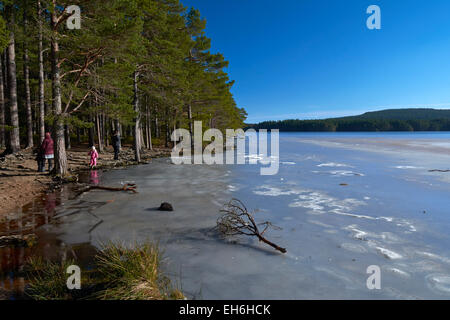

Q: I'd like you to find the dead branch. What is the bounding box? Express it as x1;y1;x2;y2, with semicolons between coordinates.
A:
216;199;287;253
80;183;138;194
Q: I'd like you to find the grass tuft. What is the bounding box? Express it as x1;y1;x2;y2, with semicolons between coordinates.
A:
25;241;185;300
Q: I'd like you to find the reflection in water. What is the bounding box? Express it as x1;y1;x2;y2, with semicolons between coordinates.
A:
89;170;99;186
0;173;100;298
0;190;63;296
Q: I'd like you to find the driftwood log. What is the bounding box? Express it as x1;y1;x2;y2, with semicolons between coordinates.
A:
216;199;287;254
79;183;138;194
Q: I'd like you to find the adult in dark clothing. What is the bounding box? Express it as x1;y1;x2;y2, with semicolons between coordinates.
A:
112;130;121;160
40;132;54;172
36;146;45;172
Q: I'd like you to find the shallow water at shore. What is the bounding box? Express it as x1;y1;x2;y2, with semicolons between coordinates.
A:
2;132;450;299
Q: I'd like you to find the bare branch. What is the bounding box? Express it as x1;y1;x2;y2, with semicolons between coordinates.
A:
216;199;287;253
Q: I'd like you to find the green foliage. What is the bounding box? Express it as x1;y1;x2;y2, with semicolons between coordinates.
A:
0;15;7;50
0;0;246;155
25;257;96;300
93;241;184;300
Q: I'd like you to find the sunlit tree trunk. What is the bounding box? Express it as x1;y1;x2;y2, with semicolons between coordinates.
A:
37;0;45;144
96;112;104;152
51;0;67;175
23;3;33;148
0;55;5;149
146;102;152;150
6;5;20;154
133;70;141;162
65;125;71;150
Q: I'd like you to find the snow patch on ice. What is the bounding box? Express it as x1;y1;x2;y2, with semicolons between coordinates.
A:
426;274;450;294
317;162;353;168
312;170;365;177
253;185;305;197
376;247;403;260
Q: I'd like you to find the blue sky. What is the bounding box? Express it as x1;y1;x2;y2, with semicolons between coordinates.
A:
183;0;450;123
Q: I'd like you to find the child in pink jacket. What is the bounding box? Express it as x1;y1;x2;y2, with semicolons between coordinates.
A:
88;146;99;169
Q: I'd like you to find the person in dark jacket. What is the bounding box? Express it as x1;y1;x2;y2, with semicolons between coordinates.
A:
111;130;121;160
36;146;45;172
40;132;54;172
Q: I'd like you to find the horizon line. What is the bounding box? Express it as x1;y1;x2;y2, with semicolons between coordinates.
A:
246;105;450;123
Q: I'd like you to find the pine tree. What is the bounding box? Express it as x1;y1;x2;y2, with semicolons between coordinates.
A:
37;0;45;144
0;0;246;163
5;3;20;154
22;0;33;148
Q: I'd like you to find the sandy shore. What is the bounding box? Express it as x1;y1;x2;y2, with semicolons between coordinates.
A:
0;145;171;217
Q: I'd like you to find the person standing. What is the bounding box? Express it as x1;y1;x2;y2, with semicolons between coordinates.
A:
88;146;99;169
112;130;121;160
36;145;45;172
40;132;54;172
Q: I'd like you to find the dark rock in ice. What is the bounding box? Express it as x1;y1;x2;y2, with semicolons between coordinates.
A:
158;202;174;211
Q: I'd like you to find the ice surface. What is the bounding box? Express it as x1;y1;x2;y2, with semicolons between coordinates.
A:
36;132;450;299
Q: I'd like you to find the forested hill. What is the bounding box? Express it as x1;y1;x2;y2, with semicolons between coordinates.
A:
341;109;450;121
249;109;450;132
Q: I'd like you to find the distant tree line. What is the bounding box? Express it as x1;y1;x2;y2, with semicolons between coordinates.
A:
0;0;247;176
249;118;450;132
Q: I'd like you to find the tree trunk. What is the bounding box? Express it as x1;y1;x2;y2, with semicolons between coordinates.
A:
76;127;81;144
3;51;7;95
6;5;20;154
114;119;121;150
96;112;103;152
146;104;152;150
140;126;145;151
88;112;94;146
3;50;9;151
65;125;71;149
23;3;33;148
143;103;148;149
133;70;141;162
37;0;45;144
0;55;5;149
104;113;109;147
154;105;159;138
51;1;67;175
188;103;193;147
165;110;170;148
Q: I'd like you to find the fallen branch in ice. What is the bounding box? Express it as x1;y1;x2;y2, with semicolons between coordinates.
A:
216;199;287;254
79;183;138;194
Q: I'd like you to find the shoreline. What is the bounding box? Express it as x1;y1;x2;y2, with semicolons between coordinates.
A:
0;145;172;300
0;145;171;218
